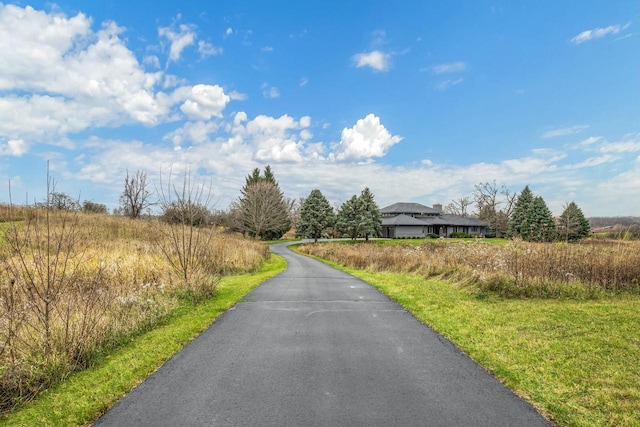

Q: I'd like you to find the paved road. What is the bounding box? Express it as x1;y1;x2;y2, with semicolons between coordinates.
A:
94;242;548;426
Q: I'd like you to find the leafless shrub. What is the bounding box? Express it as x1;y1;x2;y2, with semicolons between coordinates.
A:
155;170;221;302
0;172;269;411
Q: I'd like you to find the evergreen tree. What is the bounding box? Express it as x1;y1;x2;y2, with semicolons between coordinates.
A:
358;187;382;241
262;165;277;184
524;196;557;242
242;168;262;192
508;185;534;238
336;195;362;240
296;189;335;242
557;201;590;241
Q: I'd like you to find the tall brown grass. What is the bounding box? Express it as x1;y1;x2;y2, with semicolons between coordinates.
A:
297;239;640;298
0;206;269;412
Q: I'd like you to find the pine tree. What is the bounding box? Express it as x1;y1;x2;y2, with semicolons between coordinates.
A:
336;195;362;240
296;189;335;242
557;201;590;241
508;185;534;239
358;187;382;241
524;196;557;242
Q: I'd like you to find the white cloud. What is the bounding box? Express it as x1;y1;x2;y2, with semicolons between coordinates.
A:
596;156;640;213
158;22;196;63
177;84;230;120
261;83;280;99
225;27;233;36
333;114;402;162
241;114;314;162
0;139;28;156
571;24;627;44
431;62;467;74
542;125;589;138
165;121;220;147
578;136;603;147
599;135;640;153
0;4;172;142
435;78;464;91
198;40;222;58
228;90;247;101
567;154;619;169
352;50;391;72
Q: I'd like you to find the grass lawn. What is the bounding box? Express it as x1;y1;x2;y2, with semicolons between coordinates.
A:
0;254;286;427
302;254;640;427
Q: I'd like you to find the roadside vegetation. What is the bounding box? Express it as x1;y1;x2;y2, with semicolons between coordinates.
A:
0;254;286;426
296;240;640;426
0;204;270;415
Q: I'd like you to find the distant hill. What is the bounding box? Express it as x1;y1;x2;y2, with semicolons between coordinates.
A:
589;217;640;228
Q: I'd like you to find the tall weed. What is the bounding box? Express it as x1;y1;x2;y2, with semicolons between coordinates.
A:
0;211;268;412
297;239;640;298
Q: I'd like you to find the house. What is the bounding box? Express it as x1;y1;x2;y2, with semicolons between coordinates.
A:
380;202;490;238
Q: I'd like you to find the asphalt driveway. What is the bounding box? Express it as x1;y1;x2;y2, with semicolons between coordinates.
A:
94;242;548;426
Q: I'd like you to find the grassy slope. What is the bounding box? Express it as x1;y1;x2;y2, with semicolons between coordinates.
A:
0;254;286;427
299;251;639;427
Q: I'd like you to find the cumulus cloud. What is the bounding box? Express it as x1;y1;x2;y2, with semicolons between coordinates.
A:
165;121;220;147
177;84;230;120
242;114;312;162
352;50;391;72
333;114;402;162
0;4;173;141
0;4;237;152
571;24;627;44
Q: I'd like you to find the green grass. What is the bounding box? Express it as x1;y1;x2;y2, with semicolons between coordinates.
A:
0;254;286;427
300;252;640;427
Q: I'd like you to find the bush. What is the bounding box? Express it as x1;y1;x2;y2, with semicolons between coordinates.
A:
427;233;440;239
450;232;470;238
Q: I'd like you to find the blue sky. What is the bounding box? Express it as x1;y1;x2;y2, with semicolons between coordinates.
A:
1;1;638;216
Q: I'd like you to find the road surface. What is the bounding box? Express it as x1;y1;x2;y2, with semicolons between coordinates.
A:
94;242;548;426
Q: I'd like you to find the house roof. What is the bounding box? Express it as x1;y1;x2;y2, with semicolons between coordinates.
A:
381;202;440;215
381;202;490;228
381;214;429;226
439;214;490;227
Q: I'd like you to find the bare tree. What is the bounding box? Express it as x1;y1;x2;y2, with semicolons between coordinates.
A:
119;169;154;218
240;181;291;240
286;196;304;230
473;180;516;237
444;196;472;216
154;169;219;299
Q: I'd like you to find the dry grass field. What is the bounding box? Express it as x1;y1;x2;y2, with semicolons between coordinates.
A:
298;239;640;298
0;207;269;412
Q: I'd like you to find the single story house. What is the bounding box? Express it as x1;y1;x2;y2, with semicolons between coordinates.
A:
380;202;489;238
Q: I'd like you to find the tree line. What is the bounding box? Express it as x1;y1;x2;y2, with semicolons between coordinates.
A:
37;166;593;243
446;181;590;242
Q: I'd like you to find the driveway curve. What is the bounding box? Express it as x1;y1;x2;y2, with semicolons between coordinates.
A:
94;241;548;426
